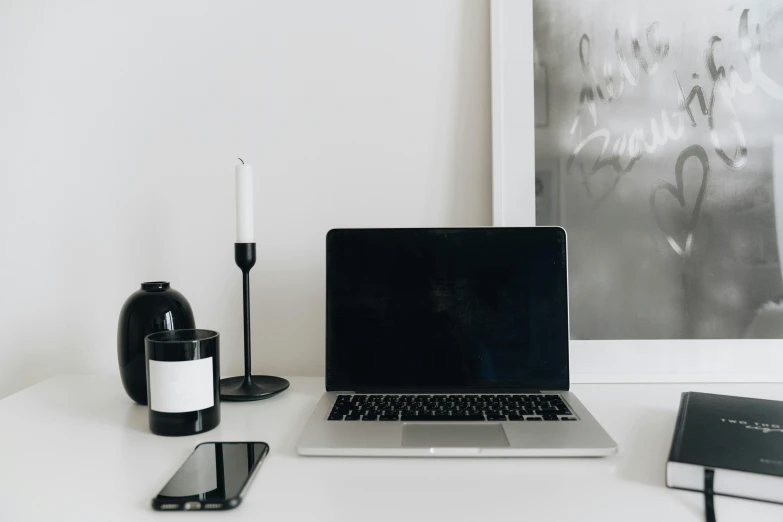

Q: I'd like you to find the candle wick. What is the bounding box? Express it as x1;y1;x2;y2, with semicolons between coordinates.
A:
238;158;244;165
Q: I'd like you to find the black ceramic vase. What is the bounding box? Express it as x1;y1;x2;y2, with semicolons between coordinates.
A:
117;282;196;405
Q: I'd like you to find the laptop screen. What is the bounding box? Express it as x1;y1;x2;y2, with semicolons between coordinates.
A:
326;228;570;392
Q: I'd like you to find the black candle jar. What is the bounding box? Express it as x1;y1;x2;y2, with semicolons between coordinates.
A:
145;329;220;436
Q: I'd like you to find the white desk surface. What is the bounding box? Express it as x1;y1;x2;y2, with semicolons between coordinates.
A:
1;376;783;522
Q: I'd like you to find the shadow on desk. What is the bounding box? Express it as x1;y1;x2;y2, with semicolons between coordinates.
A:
123;403;150;433
617;407;676;488
281;393;320;457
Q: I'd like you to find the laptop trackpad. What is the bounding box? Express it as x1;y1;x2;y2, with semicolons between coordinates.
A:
401;424;509;448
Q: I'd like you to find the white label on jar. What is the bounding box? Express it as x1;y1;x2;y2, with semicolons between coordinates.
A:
149;357;214;413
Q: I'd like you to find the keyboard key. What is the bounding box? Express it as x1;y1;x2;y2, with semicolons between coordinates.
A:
561;417;577;421
401;414;485;421
527;417;543;421
344;414;360;421
328;413;344;421
486;413;506;421
507;414;525;421
379;414;399;421
361;415;377;421
543;414;559;421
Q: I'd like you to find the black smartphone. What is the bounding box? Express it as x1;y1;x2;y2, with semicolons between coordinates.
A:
152;442;269;511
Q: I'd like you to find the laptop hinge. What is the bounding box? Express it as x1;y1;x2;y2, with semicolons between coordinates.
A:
353;387;543;394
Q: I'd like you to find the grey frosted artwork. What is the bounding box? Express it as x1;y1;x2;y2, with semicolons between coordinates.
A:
533;1;783;339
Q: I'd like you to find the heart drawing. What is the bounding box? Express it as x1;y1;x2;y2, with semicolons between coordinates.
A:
649;145;710;258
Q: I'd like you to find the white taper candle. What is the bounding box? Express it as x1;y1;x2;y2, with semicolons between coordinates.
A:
235;159;255;243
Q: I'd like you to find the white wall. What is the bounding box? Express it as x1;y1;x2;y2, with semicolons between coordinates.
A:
0;0;492;398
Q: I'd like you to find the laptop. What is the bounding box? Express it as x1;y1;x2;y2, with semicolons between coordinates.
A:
296;227;617;457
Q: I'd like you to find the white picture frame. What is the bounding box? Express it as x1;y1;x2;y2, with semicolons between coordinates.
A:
490;0;783;383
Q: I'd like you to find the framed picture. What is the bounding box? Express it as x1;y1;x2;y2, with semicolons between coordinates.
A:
534;61;548;127
492;0;783;382
535;163;561;225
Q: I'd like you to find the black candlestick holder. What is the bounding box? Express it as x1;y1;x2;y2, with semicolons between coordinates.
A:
219;243;290;401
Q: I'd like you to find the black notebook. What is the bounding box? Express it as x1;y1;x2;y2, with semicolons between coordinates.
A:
667;391;783;504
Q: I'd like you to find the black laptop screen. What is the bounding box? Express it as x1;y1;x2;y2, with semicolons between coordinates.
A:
326;228;569;392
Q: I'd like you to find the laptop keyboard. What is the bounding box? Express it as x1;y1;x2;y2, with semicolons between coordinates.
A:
327;394;577;421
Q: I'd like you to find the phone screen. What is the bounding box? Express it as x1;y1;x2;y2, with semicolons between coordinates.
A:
154;442;268;510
